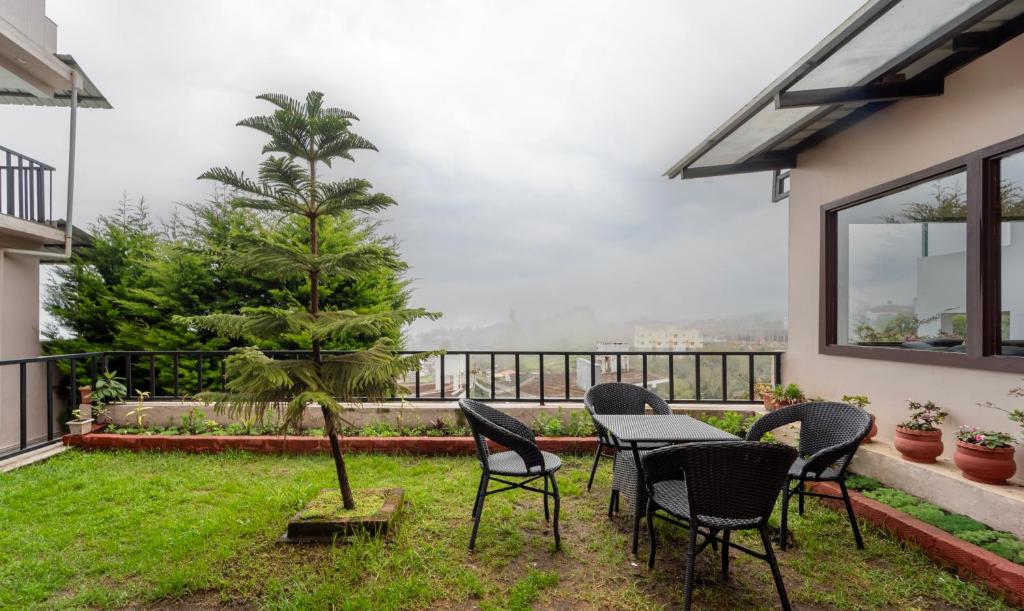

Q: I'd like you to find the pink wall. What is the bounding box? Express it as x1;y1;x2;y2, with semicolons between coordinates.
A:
788;34;1024;468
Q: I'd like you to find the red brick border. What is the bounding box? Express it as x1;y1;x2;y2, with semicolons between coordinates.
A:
62;432;597;456
809;481;1024;606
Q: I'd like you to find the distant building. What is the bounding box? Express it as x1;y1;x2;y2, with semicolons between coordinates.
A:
633;325;703;351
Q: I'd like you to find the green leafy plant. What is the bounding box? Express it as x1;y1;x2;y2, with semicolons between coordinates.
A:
900;400;947;431
771;383;805;403
955;426;1015;449
92;370;128;405
841;394;871;409
533;413;563;437
125;390;152;428
358;421;400;437
981;383;1024;442
176;91;439;510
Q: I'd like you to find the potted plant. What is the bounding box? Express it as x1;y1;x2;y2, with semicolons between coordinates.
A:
894;400;948;463
953;427;1016;484
66;407;94;436
842;394;876;443
757;383;805;411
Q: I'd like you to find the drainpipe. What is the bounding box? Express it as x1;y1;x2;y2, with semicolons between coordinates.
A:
1;72;80;261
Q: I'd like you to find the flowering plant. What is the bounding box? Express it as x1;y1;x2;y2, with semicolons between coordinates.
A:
955;426;1015;449
899;400;947;431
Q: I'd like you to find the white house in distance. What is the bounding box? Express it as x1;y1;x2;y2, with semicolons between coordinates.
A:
633;325;703;352
0;0;109;456
667;0;1024;533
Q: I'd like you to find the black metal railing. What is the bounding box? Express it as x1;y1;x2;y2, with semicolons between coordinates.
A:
0;349;783;461
1;145;55;225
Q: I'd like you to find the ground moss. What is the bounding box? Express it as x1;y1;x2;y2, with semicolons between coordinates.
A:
296;488;386;520
850;473;1024;566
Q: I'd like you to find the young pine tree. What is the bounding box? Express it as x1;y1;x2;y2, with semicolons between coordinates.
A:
182;91;437;509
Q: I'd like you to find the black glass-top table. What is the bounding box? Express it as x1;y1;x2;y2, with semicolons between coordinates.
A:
592;414;738;554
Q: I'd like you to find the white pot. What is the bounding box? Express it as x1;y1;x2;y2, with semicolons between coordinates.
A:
67;419;94;436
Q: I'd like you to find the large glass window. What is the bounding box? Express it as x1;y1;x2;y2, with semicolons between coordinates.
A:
837;171;967;351
1000;150;1024;357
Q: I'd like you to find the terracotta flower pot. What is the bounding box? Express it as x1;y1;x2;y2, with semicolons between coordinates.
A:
894;426;943;463
861;414;877;444
762;397;802;412
954;440;1016;485
78;385;92;405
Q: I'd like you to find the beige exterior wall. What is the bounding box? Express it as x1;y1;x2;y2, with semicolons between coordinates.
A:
0;225;58;453
788;34;1024;472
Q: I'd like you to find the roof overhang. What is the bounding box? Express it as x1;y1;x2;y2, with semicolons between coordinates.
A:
0;54;111;108
666;0;1024;180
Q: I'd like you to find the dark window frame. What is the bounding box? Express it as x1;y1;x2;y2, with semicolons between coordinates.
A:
820;132;1024;374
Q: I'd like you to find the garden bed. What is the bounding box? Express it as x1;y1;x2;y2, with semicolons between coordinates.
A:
62;431;598;455
809;479;1024;605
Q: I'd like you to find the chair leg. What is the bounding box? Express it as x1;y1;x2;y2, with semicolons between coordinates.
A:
760;526;792;611
587;442;603;491
608;489;618;519
682;523;700;611
543;474;550;522
797;479;806;516
721;529;730;580
550;472;561;551
839;479;865;550
472;471;487;518
779;476;791;551
646;498;657;569
632;507;642;555
469;473;488;551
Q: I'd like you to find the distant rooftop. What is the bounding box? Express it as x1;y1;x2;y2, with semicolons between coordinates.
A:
666;0;1024;179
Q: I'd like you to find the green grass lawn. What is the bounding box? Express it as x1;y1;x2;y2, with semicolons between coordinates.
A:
0;449;1013;610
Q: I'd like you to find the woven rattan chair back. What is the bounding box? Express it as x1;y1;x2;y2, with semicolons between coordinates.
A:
643;441;797;525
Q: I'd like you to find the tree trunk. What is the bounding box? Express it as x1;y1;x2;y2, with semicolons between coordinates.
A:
309;161;356;510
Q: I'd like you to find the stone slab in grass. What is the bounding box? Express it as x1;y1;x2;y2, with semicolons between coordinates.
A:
282;487;405;544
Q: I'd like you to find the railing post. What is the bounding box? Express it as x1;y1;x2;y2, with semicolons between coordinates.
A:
439;355;445;399
46;360;53;441
748;354;755;401
489;353;495;400
539;354;545;406
668;354;675;402
694;354;701;402
173;353;180;398
69;357;78;412
616;354;622;383
465;353;471;399
642;354;648;388
197;354;204;393
514;353;520;401
721;354;727;402
90;354;98;390
774;353;782;385
125;354;132;395
564;353;570;400
19;362;27;450
149;355;156;398
589;353;595;390
415;366;420;399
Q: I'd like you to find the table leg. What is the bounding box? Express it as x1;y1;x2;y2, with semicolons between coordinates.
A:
631;442;644;555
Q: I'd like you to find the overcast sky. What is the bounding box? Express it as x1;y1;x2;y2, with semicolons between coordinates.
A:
6;0;864;332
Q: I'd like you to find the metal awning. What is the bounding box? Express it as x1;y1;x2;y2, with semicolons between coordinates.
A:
666;0;1024;179
0;54;110;109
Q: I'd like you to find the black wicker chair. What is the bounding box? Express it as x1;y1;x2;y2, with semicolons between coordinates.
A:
583;383;672;513
745;402;872;551
643;441;798;611
458;398;562;551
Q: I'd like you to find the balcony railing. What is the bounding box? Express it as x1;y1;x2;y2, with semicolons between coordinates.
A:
1;145;55;226
0;349;783;460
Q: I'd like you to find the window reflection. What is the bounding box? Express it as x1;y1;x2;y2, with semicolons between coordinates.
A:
837;172;968;352
1000;151;1024;356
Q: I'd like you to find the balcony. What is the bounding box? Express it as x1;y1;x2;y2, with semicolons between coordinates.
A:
0;144;54;228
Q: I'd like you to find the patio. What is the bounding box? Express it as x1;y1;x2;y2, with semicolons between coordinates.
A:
0;449;1009;610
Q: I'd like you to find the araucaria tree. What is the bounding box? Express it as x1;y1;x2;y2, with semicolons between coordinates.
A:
183;91;436;509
